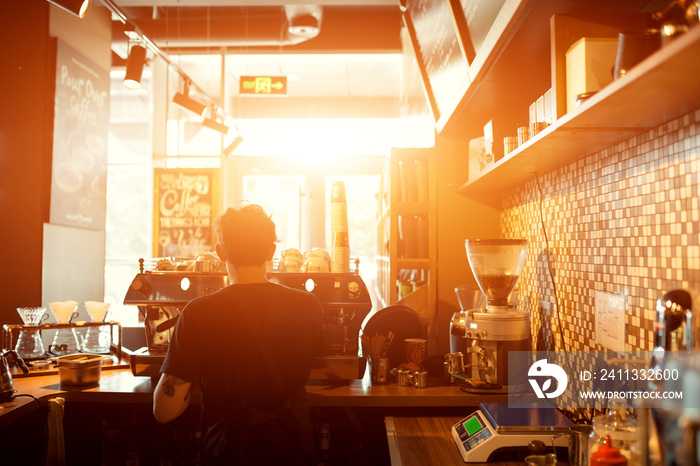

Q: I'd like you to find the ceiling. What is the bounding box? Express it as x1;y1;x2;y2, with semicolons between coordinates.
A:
107;0;404;117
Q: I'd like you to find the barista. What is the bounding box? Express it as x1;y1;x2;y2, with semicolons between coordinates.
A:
153;202;324;465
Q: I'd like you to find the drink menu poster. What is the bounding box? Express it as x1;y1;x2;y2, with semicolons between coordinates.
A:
153;168;218;258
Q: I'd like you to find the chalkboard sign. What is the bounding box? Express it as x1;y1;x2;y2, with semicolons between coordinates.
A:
404;0;470;121
50;39;110;230
459;0;507;56
153;168;218;258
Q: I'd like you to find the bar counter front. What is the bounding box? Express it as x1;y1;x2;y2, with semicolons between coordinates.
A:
0;363;520;465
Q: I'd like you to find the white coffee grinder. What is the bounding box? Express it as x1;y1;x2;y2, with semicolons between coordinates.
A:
462;239;530;391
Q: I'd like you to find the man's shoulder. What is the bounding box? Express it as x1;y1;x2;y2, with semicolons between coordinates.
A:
192;282;320;307
268;283;322;307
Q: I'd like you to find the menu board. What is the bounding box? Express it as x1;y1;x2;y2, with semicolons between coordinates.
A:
404;0;470;121
153;169;218;258
50;39;110;230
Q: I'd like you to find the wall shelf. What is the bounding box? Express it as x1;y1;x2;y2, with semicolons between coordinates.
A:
456;23;700;208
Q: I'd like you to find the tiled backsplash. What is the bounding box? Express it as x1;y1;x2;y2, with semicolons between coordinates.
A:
502;108;700;353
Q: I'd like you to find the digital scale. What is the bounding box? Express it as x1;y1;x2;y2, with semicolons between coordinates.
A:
451;403;572;462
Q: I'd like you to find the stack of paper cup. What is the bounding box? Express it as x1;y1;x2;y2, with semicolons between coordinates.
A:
330;180;349;273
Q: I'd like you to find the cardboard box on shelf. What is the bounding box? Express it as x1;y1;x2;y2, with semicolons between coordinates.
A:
565;37;618;113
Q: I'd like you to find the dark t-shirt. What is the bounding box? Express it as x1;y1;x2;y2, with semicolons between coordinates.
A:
161;282;324;465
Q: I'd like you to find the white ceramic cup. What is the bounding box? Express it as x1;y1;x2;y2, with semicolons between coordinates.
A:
279;248;303;272
301;255;330;273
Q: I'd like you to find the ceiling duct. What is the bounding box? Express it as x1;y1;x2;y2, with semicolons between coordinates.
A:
111;5;323;57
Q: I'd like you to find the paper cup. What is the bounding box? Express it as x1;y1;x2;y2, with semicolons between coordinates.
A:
405;338;427;368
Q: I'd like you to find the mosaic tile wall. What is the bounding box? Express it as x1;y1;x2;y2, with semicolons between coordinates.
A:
502;108;700;354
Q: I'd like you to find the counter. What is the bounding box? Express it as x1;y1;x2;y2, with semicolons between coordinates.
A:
1;366;506;428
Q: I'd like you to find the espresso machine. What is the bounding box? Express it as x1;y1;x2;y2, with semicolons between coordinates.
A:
123;258;372;379
460;239;530;390
648;288;700;466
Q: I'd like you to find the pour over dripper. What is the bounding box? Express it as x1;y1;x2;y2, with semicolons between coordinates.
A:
48;301;81;355
465;239;527;312
15;307;48;358
82;301;111;354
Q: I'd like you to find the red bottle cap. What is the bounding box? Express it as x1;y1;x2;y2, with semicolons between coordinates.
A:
590;435;628;465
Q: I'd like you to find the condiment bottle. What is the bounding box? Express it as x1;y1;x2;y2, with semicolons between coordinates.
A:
588;397;637;462
590;435;628;465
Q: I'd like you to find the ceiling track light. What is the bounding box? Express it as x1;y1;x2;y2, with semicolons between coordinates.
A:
123;43;147;90
202;107;230;135
172;83;207;117
46;0;91;19
203;117;230;135
223;135;244;157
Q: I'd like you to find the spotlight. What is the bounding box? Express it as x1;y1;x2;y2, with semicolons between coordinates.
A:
202;107;230;134
123;44;147;90
223;135;244;156
203;117;230;135
46;0;91;18
172;83;207;117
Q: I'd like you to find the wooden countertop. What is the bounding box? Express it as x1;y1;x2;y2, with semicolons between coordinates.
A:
305;378;507;407
386;416;542;466
1;367;507;428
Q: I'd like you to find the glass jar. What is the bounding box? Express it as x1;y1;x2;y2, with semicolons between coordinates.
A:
589;398;638;462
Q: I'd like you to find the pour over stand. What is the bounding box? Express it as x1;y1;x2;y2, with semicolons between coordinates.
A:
2;322;123;362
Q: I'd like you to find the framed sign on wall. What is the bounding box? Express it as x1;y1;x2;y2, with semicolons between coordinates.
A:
50;39;110;230
153;168;218;258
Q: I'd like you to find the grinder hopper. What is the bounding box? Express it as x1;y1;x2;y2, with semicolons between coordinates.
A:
465;239;527;313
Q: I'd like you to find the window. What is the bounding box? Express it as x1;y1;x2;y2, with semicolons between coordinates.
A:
104;69;154;325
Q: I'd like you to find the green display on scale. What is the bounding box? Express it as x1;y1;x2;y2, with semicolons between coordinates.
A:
464;416;483;436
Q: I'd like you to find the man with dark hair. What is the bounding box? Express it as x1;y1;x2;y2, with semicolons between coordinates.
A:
153;202;323;465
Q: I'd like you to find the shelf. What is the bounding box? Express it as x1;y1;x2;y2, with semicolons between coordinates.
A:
456;23;700;208
397;258;430;269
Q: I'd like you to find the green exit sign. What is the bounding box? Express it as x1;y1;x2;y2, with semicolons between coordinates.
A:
239;76;287;95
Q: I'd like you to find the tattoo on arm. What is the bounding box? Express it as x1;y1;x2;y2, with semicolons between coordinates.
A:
161;375;189;398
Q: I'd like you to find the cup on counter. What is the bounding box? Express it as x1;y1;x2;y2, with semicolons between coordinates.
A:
405;338;427;368
396;369;412;387
413;370;429;388
568;424;593;466
368;356;389;384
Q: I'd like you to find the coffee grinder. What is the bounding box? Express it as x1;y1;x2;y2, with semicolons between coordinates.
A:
462;239;530;389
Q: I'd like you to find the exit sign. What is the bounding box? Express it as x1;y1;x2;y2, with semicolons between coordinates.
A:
239;76;287;95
